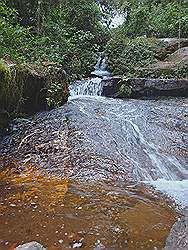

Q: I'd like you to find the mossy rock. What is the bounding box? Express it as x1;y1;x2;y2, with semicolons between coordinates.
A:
0;61;69;133
136;47;188;79
156;38;188;61
0;61;69;113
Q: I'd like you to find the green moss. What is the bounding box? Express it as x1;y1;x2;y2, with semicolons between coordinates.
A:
0;61;69;118
118;80;132;98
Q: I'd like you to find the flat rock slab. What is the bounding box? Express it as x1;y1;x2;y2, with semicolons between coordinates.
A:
16;242;46;250
164;208;188;250
102;77;188;98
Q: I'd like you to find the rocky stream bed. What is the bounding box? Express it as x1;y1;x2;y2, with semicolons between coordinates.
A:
0;57;188;249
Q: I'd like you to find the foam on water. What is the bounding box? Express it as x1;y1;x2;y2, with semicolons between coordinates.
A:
69;56;111;97
69;77;103;96
149;179;188;207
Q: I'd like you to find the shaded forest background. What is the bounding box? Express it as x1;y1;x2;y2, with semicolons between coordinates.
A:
1;0;187;77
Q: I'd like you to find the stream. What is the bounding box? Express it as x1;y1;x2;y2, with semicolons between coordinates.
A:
0;58;188;249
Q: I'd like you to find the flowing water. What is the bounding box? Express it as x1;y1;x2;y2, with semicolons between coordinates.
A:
69;57;110;96
0;60;188;249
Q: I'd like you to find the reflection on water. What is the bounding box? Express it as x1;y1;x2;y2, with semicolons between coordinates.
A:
0;164;177;250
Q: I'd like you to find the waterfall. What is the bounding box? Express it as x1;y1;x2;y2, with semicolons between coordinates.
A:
69;56;111;97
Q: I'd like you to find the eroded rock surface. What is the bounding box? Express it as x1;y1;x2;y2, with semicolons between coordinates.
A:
164;208;188;250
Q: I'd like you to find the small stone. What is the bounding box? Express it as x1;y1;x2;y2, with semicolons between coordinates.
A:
72;242;83;248
10;204;16;207
58;240;63;244
16;241;46;250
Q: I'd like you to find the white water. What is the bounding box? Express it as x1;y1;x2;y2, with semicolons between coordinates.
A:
91;56;111;77
150;179;188;207
109;13;125;28
68;58;188;208
69;56;110;97
69;77;104;96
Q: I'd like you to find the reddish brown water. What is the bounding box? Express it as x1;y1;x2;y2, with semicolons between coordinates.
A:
0;163;177;250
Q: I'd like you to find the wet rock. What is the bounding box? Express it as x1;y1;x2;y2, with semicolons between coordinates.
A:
101;76;122;97
102;77;188;98
164;207;188;250
16;241;46;250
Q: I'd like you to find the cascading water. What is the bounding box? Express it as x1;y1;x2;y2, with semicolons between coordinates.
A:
69;77;104;96
69;56;111;97
68;60;188;208
0;55;188;249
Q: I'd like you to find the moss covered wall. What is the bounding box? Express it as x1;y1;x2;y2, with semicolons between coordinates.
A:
0;61;69;134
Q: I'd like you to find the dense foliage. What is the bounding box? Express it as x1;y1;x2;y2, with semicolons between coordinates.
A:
120;1;188;38
105;36;161;75
105;0;188;76
0;0;107;78
0;0;187;78
100;0;188;38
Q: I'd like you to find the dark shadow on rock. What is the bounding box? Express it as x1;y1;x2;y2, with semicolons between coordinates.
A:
102;77;188;98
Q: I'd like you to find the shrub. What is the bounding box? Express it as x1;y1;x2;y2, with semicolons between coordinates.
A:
105;36;163;75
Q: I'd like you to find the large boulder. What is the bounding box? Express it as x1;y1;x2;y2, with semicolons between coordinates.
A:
164;207;188;250
0;61;69;114
137;47;188;79
102;47;188;98
16;242;46;250
102;77;188;98
156;38;188;60
150;47;188;70
0;61;69;134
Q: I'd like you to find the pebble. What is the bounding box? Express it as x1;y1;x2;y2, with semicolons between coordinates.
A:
10;204;16;207
72;242;83;248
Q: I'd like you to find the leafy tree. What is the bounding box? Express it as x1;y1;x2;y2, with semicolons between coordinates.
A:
109;0;188;38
